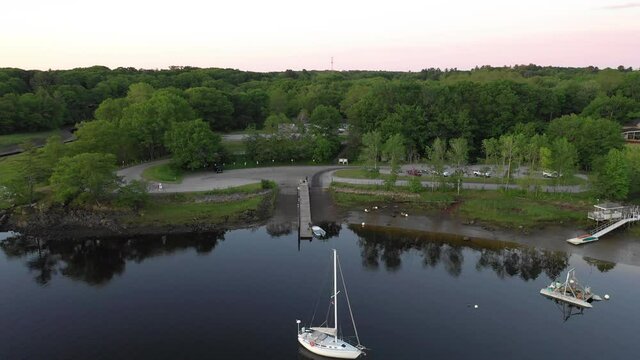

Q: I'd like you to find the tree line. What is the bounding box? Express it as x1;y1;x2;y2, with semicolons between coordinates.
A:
1;64;639;206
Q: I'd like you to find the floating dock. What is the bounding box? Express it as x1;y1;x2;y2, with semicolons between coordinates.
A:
567;204;640;245
298;180;312;239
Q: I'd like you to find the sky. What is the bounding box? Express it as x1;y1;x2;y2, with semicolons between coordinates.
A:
0;0;639;71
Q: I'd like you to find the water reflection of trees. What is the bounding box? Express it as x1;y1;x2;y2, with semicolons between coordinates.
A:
0;231;225;286
266;222;292;237
583;257;616;272
350;225;573;280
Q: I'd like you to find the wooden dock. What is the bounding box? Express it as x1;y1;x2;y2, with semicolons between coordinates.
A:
298;179;312;239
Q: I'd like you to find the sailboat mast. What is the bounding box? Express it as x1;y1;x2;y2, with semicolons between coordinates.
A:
333;249;338;342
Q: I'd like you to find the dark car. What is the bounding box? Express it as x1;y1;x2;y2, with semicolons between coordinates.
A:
213;164;223;173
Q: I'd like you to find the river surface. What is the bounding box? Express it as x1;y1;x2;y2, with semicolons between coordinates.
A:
1;226;638;360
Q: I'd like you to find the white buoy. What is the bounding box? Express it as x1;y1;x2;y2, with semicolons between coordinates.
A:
364;208;369;213
474;304;479;309
373;206;378;210
604;294;610;300
361;222;365;227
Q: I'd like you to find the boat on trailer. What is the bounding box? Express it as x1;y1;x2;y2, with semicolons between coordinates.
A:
566;234;599;245
539;268;596;308
297;249;366;359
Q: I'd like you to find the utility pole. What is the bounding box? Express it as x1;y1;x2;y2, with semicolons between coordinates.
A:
331;57;334;71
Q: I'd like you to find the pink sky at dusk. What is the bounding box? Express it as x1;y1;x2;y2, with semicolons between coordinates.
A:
1;0;638;71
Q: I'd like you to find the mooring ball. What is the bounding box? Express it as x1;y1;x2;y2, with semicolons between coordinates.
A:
361;222;365;227
604;294;610;300
474;304;479;309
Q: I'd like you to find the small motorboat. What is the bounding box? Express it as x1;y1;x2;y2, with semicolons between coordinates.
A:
566;234;599;245
311;226;327;238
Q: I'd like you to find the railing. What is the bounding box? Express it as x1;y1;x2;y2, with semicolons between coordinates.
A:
589;206;640;222
590;219;617;234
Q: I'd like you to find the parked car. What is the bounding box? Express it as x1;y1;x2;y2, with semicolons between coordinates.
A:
406;168;422;176
213;164;223;173
473;170;491;177
542;170;559;178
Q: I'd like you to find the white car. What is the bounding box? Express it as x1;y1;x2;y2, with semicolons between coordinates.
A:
542;170;559;178
473;170;491;178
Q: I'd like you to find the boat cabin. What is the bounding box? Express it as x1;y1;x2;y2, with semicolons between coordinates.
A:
588;202;625;221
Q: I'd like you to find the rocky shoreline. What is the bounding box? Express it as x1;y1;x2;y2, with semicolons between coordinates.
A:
1;205;268;241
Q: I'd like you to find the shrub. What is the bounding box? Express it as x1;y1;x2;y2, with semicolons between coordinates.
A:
115;180;149;210
408;175;423;193
261;179;275;189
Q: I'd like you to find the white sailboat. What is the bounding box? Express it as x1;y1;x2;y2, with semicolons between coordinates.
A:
297;249;366;359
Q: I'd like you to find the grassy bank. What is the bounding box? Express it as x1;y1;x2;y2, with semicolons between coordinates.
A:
333;168;588;186
141;163;184;183
0;129;60;150
0;154;22;184
331;182;455;210
331;181;593;229
133;196;264;225
128;181;276;226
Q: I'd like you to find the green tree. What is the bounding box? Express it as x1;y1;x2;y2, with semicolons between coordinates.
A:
582;95;640;124
593;148;630;201
359;130;383;170
547;115;623;169
520;134;547;192
126;82;154;104
94;98;128;122
482;137;500;172
49;153;118;204
408;174;423;193
382;134;405;189
550;137;578;185
115;180;149;211
185;87;234;131
12;141;47;204
121;91;195;159
39;135;67;178
164;119;222;170
447;137;469;173
72;120;132;162
539;147;552;173
626;146;640;197
263;113;291;133
427;138;448;188
313;136;338;162
310;105;342;136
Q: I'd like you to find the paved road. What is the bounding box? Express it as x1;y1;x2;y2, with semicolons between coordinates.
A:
331;176;586;193
0;128;76;157
118;160;586;194
117;159;346;194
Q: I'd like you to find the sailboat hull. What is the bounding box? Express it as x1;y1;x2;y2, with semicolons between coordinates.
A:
298;334;362;359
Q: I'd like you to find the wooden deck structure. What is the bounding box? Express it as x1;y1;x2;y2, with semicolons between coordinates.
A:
298;179;313;239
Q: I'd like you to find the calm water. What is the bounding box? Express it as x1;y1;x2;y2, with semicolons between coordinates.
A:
1;226;638;360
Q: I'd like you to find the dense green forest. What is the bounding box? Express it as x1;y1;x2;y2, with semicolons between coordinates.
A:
1;65;639;136
1;64;639;206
